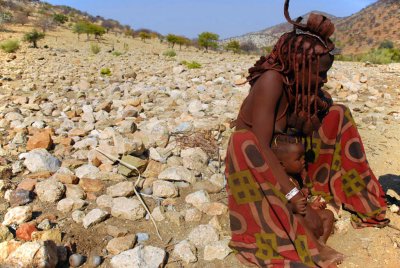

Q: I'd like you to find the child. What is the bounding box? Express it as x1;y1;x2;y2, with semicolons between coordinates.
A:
271;134;335;244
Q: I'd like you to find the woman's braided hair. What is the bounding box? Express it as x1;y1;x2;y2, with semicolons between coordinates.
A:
247;0;336;135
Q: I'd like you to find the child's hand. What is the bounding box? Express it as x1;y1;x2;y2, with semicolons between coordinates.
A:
291;194;307;215
310;196;326;210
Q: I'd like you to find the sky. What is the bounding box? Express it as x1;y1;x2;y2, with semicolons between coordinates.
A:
45;0;377;39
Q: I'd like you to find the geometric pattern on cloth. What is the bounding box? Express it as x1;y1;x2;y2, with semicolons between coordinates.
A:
331;142;342;172
228;169;262;205
294;235;315;267
342;169;366;197
255;233;283;260
306;136;322;163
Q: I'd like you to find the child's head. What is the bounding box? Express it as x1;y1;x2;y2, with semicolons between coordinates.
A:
271;135;305;175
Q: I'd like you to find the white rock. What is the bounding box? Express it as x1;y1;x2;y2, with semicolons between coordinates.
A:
187;100;204;114
185;190;210;210
65;185;86;200
57;198;87;213
0;240;58;267
151;206;165;222
75;165;100;179
3;206;33;226
188;224;219;248
111;197;146;221
173;240;197;264
158;166;196;184
346;94;358;102
204;239;232;261
19;149;61;173
152;180;178;198
82;209;109;229
110;245;166;268
184;208;202;222
96;195;114;208
36;179;65;203
106;181;135;197
106;235;137;255
390;204;399;213
181;147;209;172
72;210;85;224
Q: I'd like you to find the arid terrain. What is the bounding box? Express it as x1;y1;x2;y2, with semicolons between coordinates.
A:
1;19;400;268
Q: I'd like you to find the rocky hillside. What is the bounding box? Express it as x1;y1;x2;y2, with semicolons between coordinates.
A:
224;0;400;54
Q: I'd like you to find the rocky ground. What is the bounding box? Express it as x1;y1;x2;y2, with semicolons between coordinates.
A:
0;25;400;268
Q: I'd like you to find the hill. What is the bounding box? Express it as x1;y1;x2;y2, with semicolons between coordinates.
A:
224;0;400;55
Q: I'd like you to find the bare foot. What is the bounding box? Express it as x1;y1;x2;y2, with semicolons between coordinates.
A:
319;245;344;267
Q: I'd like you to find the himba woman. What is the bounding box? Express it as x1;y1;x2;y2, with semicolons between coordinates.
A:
225;0;389;267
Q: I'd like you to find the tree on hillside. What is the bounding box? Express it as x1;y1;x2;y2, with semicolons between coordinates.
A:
72;21;105;40
72;21;87;40
139;31;151;42
53;13;68;25
225;40;240;54
101;19;116;33
23;29;45;48
0;12;13;30
166;34;179;48
88;24;106;40
198;32;219;52
176;36;190;50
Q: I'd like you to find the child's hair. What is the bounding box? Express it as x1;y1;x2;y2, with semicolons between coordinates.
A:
271;134;302;160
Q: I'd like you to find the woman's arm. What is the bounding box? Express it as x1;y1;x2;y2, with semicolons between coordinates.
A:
250;71;306;214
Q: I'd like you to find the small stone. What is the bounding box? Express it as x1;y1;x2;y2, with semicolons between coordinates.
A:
188;224;219;248
111;197;146;221
54;173;79;184
390;204;399;213
31;229;62;243
16;223;37;241
72;210;85;223
66;185;86;200
96;195;114;208
117;155;147;177
193;180;222;194
106;225;128;238
17;178;37;191
106;181;135;197
209;216;222;231
184;208;202;222
152;180;178;198
26;131;53;151
69;253;85;267
35;179;65;203
136;233;149;242
158;166;196;184
79;178;105;193
37;219;51;230
173;240;197;264
0;225;13;242
185;190;210;210
200;202;228;216
151;206;165;222
203;239;232;261
82;209;109;228
9;189;34;206
75;165;100;179
106;234;137;255
88;255;102;267
181;147;209;172
3;205;32;226
19;149;61;173
110;245;166;268
165;211;183;226
57;198;87;213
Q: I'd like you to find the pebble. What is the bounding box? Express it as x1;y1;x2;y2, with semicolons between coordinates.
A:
35;179;66;203
82;209;110;228
158;166;196;184
106;234;137;255
188;224;219;248
111;197;146;221
88;255;102;267
110;245;166;268
69;253;85;267
203;239;232;260
19;149;61;173
173;240;197;263
3;205;33;226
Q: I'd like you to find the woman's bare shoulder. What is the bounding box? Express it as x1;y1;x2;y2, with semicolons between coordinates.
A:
252;70;284;97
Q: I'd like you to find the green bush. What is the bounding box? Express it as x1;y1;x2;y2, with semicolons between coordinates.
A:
90;43;100;54
0;39;20;53
100;67;111;76
335;47;400;64
23;30;45;48
181;60;202;69
112;51;122;56
163;49;176;57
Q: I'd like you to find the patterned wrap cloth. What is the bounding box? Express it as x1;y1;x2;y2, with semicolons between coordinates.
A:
225;104;387;267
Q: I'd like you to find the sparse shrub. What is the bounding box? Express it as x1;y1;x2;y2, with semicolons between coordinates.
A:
139;31;151;42
0;39;20;53
123;43;129;51
0;11;13;30
360;47;400;64
112;51;122;56
224;40;240;54
23;30;45;48
240;41;258;54
198;32;219;52
35;15;56;33
53;14;68;25
181;60;202;69
13;12;29;25
379;40;394;49
100;68;111;76
163;49;176;57
90;43;100;54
